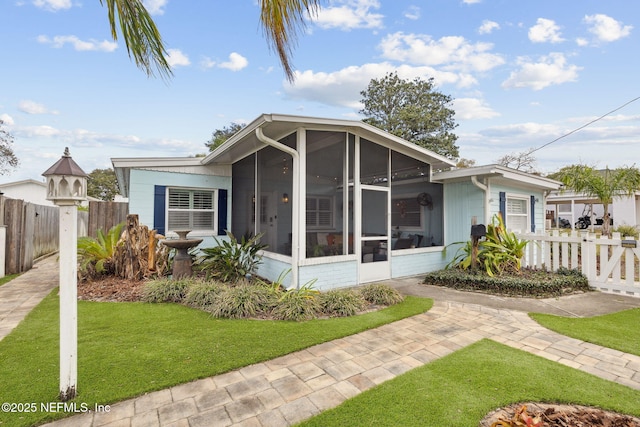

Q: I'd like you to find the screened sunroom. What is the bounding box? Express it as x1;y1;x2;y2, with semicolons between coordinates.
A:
205;114;455;290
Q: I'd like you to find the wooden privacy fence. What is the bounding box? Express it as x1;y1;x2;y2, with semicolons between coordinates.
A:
517;230;640;297
1;197;128;275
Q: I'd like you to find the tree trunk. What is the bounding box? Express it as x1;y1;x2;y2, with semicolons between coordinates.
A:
114;214;168;280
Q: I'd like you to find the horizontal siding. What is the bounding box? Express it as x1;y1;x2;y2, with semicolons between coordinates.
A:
391;249;448;277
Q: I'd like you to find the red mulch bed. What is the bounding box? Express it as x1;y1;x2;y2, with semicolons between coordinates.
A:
78;277;146;302
480;402;640;426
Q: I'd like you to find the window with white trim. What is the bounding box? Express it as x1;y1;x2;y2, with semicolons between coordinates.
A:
506;195;528;233
167;188;216;232
306;196;333;228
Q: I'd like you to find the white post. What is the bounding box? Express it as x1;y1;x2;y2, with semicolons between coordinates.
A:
59;203;78;401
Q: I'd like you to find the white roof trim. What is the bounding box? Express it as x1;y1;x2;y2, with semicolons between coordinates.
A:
433;164;562;190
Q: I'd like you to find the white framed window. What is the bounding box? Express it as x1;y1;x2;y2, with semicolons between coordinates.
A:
306;196;333;228
167;187;216;233
506;195;529;233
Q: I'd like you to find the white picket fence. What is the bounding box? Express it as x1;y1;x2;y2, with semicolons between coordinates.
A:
517;230;640;297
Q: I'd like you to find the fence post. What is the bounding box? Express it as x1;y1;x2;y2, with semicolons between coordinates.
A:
580;231;595;282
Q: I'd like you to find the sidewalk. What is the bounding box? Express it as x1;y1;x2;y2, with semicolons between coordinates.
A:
0;254;58;341
1;258;639;426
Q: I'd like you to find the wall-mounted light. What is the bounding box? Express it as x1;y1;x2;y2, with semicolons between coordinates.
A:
282;193;289;204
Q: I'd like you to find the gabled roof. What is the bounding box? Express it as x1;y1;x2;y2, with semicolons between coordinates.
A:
0;179;47;189
202;113;456;170
433;164;562;191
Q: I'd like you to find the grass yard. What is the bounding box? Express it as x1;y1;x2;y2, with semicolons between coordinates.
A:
530;308;640;357
0;273;20;287
0;291;432;427
298;339;640;427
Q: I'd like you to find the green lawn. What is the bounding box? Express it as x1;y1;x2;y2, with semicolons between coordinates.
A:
298;339;640;427
530;308;640;357
0;273;20;287
0;291;432;426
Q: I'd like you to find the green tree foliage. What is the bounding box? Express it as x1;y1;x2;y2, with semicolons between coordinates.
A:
101;0;320;81
206;123;244;152
0;119;19;175
87;168;119;201
359;72;460;160
548;164;640;236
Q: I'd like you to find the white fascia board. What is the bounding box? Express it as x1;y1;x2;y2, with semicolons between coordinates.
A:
111;157;203;168
433;164;562;190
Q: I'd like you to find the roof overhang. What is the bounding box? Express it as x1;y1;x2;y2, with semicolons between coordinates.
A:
111;157;203;197
202;113;456;171
433;164;562;191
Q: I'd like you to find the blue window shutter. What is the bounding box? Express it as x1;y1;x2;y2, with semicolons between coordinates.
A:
530;195;536;232
499;191;506;226
154;185;166;235
218;189;228;236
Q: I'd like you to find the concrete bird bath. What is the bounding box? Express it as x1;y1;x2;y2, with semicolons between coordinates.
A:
162;230;203;278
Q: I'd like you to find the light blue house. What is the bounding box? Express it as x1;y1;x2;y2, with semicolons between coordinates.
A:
112;114;561;290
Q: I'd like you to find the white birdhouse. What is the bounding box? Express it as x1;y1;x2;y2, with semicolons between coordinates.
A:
42;147;88;205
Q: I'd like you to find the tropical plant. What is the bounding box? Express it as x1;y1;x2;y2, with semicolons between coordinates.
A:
320;290;365;317
142;277;190;303
195;231;267;283
359;283;404;305
614;224;640;239
208;281;276;319
447;214;528;276
549;164;640;236
272;281;321;321
183;280;226;309
77;222;125;279
99;0;320;81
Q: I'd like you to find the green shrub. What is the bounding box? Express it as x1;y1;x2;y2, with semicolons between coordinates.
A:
272;283;321;321
423;268;591;297
320;289;365;317
195;231;267;283
614;224;639;239
359;283;404;305
208;282;275;319
447;214;528;276
142;277;191;303
77;222;124;279
184;280;226;309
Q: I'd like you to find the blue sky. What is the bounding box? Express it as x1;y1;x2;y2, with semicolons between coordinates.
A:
1;0;639;183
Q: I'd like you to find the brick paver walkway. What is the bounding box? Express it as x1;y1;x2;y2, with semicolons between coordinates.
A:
41;299;640;427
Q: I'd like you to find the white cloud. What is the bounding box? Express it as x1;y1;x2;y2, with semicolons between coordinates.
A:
584;14;632;43
404;6;420;21
528;18;564;43
313;0;384;30
378;32;505;73
453;98;500;120
32;0;72;11
501;52;581;91
462;0;481;4
478;20;499;35
166;49;190;67
200;57;216;69
575;37;589;47
219;52;248;71
18;100;58;115
284;62;471;109
142;0;168;15
0;114;14;125
37;35;118;52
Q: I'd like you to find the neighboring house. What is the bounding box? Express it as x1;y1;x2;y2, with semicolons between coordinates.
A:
112;113;561;290
546;190;640;230
0;179;56;206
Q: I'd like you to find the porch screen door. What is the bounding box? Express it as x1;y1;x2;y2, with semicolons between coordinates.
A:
359;187;390;283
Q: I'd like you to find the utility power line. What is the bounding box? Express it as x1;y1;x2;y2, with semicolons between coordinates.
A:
527;95;640;156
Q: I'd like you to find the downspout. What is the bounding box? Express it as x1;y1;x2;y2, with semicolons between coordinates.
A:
471;176;490;225
255;127;300;289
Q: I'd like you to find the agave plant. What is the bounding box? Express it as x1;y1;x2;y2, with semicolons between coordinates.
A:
77;222;125;279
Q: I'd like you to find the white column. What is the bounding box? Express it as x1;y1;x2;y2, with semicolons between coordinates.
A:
59;204;78;401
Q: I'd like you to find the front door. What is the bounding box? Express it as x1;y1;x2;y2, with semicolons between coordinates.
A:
359;187;390;283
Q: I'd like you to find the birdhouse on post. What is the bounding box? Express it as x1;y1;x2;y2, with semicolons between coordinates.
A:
42;147;88;205
42;147;87;401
